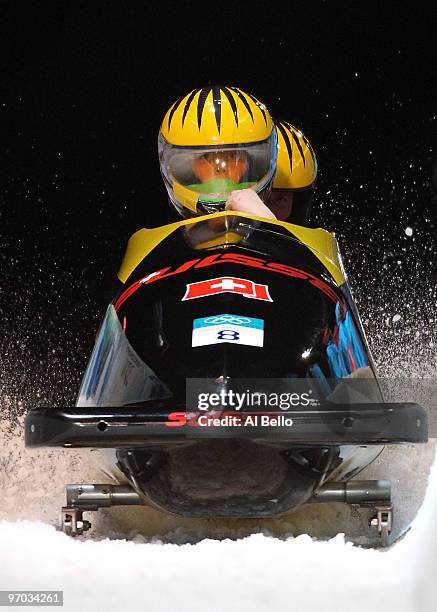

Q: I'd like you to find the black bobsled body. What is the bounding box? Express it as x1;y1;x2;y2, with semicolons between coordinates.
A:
25;212;428;521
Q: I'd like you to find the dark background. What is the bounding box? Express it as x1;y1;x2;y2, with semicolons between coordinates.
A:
1;2;436;417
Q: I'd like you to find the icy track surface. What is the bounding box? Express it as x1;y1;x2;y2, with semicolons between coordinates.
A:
0;457;436;612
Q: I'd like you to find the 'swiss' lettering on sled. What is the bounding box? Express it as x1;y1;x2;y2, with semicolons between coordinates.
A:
114;251;339;311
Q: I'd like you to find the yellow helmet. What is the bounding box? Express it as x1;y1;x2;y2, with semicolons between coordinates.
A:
158;86;277;217
273;120;317;190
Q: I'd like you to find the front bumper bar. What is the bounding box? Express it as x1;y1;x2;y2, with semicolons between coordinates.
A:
25;402;428;448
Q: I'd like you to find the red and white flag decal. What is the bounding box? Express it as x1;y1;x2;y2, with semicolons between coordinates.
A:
182;276;273;302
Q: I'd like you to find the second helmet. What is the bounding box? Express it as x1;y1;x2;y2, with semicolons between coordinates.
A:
273;120;317;190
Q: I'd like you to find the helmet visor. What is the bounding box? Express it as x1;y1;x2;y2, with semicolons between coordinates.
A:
159;133;277;208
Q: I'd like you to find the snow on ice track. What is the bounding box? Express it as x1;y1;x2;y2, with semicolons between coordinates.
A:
0;455;436;612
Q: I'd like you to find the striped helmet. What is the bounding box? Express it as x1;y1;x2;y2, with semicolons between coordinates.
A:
273;120;317;190
158;86;277;217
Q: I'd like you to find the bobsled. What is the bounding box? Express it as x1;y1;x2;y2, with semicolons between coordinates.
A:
25;212;428;541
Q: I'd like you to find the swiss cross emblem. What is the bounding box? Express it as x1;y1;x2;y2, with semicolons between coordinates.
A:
182;276;273;302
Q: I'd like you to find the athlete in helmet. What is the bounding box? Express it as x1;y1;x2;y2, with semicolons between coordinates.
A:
268;120;317;223
158;86;317;224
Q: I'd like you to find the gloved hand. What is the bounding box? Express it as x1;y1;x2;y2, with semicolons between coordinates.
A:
225;188;277;220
